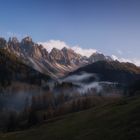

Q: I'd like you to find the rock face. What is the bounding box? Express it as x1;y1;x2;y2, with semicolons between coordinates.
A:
49;48;66;64
0;36;112;78
89;53;106;62
7;37;21;54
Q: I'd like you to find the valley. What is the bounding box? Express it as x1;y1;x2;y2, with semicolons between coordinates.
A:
0;36;140;139
1;0;140;139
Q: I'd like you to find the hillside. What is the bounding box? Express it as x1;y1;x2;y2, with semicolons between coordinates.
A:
68;61;140;85
0;48;51;88
0;96;140;140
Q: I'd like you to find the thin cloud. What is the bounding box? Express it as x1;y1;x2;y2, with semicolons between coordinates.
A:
112;55;140;66
38;40;97;57
72;46;97;57
38;40;69;53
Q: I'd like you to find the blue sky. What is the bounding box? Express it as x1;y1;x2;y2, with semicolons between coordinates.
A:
0;0;140;64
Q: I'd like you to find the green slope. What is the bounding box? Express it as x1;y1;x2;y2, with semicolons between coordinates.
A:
1;96;140;140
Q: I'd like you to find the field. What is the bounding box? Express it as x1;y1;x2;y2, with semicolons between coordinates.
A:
0;96;140;140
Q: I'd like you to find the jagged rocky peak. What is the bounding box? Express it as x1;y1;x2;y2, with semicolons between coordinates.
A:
61;47;74;54
38;44;44;50
20;36;34;54
61;47;81;59
0;37;7;48
8;37;19;44
49;48;66;64
39;45;49;59
7;37;20;53
21;36;33;45
50;48;63;59
0;36;114;78
61;47;69;51
105;56;113;61
89;52;106;62
31;44;49;59
23;36;32;42
51;47;62;53
61;47;84;65
89;52;113;63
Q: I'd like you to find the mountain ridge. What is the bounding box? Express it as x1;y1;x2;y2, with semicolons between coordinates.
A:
0;47;52;93
0;36;112;78
68;60;140;85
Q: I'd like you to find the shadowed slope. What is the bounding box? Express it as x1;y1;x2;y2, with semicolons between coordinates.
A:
0;96;140;140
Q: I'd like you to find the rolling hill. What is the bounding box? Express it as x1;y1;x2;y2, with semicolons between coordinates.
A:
68;60;140;85
0;96;140;140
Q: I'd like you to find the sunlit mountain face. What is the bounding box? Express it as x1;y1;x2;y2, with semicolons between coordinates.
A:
0;37;112;78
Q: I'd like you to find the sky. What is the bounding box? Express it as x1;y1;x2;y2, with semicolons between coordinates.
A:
0;0;140;65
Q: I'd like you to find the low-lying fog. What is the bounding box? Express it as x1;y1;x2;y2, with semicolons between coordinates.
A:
0;72;123;111
60;72;120;94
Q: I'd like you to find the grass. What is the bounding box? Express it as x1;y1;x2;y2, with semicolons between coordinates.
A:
1;96;140;140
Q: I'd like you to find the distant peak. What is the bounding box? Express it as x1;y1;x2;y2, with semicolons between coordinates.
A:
61;47;68;50
22;36;32;43
8;37;19;43
61;47;68;52
51;47;61;52
61;47;74;53
89;52;103;57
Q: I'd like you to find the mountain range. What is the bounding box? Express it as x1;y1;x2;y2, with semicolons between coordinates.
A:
0;36;112;78
1;36;140;88
1;36;140;129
